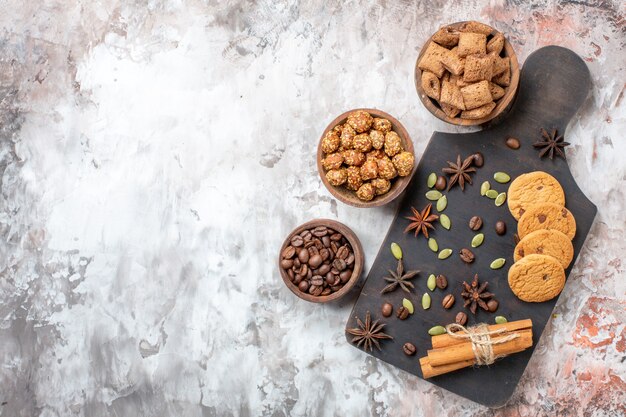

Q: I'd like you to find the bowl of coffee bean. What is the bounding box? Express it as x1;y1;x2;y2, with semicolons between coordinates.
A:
278;219;364;303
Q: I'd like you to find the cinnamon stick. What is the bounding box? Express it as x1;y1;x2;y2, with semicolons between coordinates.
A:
419;340;532;378
427;328;533;367
419;356;474;379
431;319;533;349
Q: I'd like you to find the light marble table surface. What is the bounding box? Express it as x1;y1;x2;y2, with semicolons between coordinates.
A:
1;1;625;416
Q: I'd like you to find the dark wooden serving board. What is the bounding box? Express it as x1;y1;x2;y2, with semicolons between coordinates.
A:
345;46;596;407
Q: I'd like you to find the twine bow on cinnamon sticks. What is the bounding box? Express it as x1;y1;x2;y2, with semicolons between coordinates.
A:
419;319;533;378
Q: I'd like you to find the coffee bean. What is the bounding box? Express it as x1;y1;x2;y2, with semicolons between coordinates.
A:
298;248;310;264
436;274;448;289
293;274;302;285
332;276;341;286
345;253;355;266
325;274;335;285
495;221;507;235
396;306;410;320
321;288;331;296
402;342;417;356
280;259;294;269
506;137;520;149
330;267;339;275
459;248;475;263
312;226;328;237
322;236;331;247
290;236;304;247
442;294;455;309
304;240;315;249
319;248;330;262
332;258;346;271
339;269;352;283
381;302;393;317
331;285;342;292
336;245;349;260
308;254;322;268
469;216;483;231
435;175;447;191
282;246;296;259
317;264;331;275
487;299;499;312
287;269;295;282
313;239;324;250
330;233;342;241
300;230;312;241
308;284;319;295
298;280;309;292
311;275;324;286
306;269;312;280
325;271;334;282
455;311;468;326
472;152;484;167
308;245;319;256
330;242;339;253
293;258;301;268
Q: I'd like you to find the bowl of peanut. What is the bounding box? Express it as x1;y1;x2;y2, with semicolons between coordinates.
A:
317;109;416;208
415;21;520;126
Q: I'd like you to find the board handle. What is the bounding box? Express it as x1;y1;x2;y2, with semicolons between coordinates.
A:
513;46;591;128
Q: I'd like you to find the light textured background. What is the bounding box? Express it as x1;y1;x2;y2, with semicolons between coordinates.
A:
0;1;625;416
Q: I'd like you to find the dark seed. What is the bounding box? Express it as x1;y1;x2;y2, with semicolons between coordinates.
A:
336;245;349;260
506;137;520;149
459;248;475;263
435;175;447;191
330;233;342;241
280;259;294;269
298;248;310;263
442;294;455;309
317;264;330;275
381;302;393;317
290;236;304;247
282;246;296;259
436;274;448;289
469;216;483;231
319;249;330;262
495;221;507;235
472;152;484;167
332;258;346;271
308;254;322;268
402;342;417;356
322;236;331;247
311;275;324;286
455;311;468;326
325;273;335;285
397;306;410;320
487;299;499;312
300;230;312;241
312;226;328;237
339;269;352;283
298;280;309;292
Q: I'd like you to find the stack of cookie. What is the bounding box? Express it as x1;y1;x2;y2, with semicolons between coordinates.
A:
506;171;577;303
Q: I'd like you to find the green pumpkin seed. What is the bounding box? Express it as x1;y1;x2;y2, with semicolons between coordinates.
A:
402;298;414;314
480;181;490;196
390;242;403;260
495;316;508;324
494;172;511;183
471;233;484;248
428;325;446;336
438;248;453;260
495;192;507;206
428;238;438;252
440;214;451;230
427;274;436;291
422;293;431;310
425;190;443;201
427;172;437;188
485;189;499;199
436;195;447;212
490;258;506;269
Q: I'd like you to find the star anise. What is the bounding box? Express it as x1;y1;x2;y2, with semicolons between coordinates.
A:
346;311;393;352
442;154;476;191
461;274;495;314
404;203;439;239
380;259;419;294
533;128;570;160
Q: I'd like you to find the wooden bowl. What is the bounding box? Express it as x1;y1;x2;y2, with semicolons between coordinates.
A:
414;22;520;126
317;109;415;208
278;219;364;303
